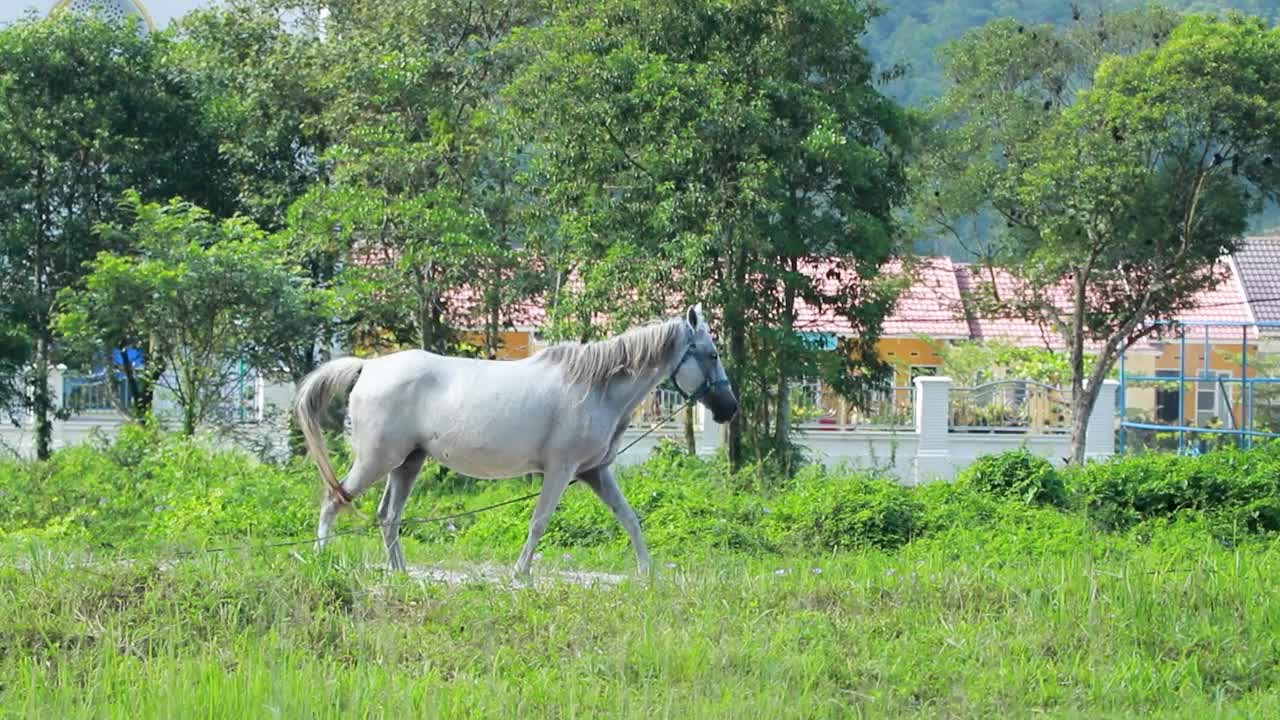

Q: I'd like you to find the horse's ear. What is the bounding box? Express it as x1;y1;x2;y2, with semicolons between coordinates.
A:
687;304;701;328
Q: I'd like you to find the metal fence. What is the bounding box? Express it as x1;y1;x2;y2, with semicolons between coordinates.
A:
792;381;915;431
60;361;262;425
62;374;131;415
949;380;1071;434
1118;320;1280;455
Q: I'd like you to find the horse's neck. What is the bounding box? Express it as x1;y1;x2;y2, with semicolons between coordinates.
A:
607;344;684;422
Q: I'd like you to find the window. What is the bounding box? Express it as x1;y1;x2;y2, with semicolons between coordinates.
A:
1155;369;1180;423
909;365;937;381
1196;371;1232;427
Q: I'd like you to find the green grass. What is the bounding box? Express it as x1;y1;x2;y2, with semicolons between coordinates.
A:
4;534;1279;719
4;434;1280;717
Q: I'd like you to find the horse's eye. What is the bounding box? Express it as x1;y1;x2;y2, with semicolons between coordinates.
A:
710;353;719;360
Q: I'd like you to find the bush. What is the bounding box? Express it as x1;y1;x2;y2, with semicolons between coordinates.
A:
0;423;317;547
957;448;1067;507
4;429;1279;559
1068;443;1280;534
770;470;921;551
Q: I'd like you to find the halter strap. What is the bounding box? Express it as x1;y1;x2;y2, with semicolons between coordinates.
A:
668;343;731;402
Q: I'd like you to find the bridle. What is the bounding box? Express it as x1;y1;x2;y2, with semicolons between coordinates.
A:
668;340;731;403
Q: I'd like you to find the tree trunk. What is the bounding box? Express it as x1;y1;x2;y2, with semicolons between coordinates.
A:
726;247;748;471
774;267;797;446
1068;393;1091;465
182;405;197;436
1067;270;1089;464
683;402;696;455
32;333;52;461
1070;349;1120;464
179;365;198;436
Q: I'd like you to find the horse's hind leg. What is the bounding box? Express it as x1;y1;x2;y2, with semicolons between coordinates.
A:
315;455;400;551
375;450;426;572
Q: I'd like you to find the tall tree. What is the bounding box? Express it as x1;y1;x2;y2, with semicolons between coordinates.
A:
509;0;911;469
57;194;335;436
922;9;1280;462
295;0;546;356
0;14;227;458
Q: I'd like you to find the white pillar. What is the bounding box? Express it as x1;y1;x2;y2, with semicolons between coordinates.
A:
912;376;952;485
1085;379;1119;460
697;403;721;458
49;364;66;449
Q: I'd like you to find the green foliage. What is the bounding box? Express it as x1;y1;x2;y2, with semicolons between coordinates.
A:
288;0;545;355
957;448;1067;508
769;469;922;550
0;13;230;457
921;7;1280;463
0;423;315;545
6;532;1280;718
864;0;1280;106
1068;443;1280;534
6;433;1280;555
55;193;336;433
509;0;912;465
936;339;1111;387
0;319;30;423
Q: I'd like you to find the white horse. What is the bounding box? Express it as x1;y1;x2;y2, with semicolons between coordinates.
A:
293;305;738;575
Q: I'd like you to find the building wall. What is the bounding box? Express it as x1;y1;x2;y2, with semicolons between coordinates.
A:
457;329;538;360
1138;341;1258;427
878;337;946;384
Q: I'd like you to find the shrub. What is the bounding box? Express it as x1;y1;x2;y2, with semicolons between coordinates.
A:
770;470;921;551
957;449;1066;507
1068;443;1280;534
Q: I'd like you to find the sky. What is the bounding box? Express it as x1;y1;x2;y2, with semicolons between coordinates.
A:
1;0;212;27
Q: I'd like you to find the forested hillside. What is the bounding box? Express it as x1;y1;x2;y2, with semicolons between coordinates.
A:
867;0;1279;106
869;0;1280;249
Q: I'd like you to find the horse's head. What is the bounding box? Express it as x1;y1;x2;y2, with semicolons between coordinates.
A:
671;304;738;424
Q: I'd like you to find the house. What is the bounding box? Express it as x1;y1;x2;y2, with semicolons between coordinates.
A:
1231;234;1280;349
1228;234;1280;430
438;255;1259;431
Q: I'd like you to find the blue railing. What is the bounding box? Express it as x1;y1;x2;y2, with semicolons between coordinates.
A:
1118;320;1280;454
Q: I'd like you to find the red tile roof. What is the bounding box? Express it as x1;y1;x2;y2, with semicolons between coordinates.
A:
792;257;970;338
952;261;1254;348
352;245;1258;345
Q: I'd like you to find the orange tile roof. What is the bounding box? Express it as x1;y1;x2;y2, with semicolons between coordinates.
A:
351;246;1259;345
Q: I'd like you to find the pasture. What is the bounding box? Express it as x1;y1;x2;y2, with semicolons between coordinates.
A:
3;428;1279;718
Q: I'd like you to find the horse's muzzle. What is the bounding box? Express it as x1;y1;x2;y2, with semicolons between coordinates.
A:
710;397;738;424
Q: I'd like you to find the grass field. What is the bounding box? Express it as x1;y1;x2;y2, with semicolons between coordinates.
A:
3;433;1280;718
4;532;1279;719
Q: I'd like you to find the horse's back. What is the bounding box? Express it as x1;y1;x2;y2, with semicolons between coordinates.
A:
344;349;572;476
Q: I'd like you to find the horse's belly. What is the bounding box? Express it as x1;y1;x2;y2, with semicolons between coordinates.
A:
427;440;542;479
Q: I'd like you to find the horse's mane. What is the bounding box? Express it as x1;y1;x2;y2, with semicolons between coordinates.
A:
535;318;686;387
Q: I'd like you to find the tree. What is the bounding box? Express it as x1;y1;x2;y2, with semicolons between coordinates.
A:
171;0;333;234
56;194;334;436
922;9;1280;462
294;0;546;356
0;14;228;458
508;0;911;469
0;321;30;428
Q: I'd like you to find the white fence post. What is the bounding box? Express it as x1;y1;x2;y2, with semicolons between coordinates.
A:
697;403;721;458
912;375;952;485
49;364;66;449
1085;379;1119;460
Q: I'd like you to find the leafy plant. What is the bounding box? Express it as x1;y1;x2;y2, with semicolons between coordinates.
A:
957;448;1066;507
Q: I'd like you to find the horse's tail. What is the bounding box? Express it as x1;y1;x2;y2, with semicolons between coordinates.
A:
294;357;366;507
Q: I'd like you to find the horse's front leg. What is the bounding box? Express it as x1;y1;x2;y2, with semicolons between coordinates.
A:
514;465;575;578
579;465;650;575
